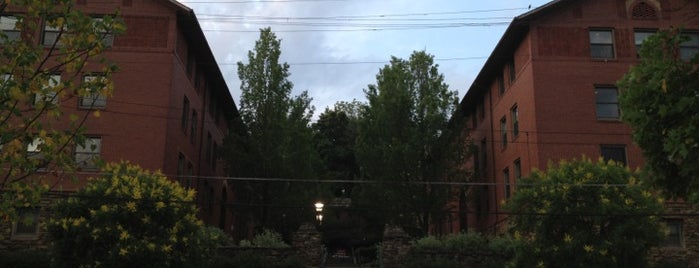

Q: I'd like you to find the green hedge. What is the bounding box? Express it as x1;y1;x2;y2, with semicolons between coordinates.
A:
405;232;516;268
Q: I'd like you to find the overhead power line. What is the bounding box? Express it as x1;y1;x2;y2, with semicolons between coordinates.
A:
195;8;527;20
213;56;488;66
184;0;347;3
192;7;526;32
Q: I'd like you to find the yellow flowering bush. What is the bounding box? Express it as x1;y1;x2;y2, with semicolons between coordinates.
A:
48;162;226;267
504;157;664;267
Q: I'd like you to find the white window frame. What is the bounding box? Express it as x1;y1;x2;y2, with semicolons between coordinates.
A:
91;17;114;47
79;74;107;109
590;29;615;59
12;208;40;240
634;30;656;56
75;137;101;170
35;74;60;106
0;15;20;41
661;219;684;248
680;32;699;61
595;86;620;120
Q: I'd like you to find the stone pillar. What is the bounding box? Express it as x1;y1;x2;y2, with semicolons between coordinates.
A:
292;222;323;266
381;225;412;268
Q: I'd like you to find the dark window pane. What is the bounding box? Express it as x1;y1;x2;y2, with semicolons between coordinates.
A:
591;45;614;58
601;145;626;165
590;30;613;43
596;104;620;119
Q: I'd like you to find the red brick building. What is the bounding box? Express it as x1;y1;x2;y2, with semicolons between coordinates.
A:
2;0;239;248
451;0;699;240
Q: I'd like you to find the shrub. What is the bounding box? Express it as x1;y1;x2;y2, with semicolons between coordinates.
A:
251;229;289;248
504;158;664;267
406;232;515;268
210;250;306;268
48;162;218;268
0;249;50;268
412;235;442;251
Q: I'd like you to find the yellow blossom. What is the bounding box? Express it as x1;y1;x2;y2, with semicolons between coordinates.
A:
155;201;165;210
125;201;136;212
119;248;128;256
584;244;594;252
162;244;172;253
119;230;129;240
564;233;573;243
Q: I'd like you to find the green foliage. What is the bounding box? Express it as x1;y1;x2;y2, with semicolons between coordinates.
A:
0;0;124;222
0;249;51;268
618;29;699;200
313;103;361;197
251;229;290;248
48;162;219;268
354;50;470;236
504;158;665;267
407;233;515;268
224;27;319;237
210;250;306;268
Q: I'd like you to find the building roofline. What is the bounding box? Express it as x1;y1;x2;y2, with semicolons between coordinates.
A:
167;0;239;120
456;0;570;116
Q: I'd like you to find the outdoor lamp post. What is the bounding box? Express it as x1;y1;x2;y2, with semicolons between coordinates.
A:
314;201;324;224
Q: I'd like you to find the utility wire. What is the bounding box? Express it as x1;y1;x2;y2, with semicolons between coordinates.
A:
34;191;699;218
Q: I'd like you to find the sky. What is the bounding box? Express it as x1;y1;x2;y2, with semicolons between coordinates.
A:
178;0;553;117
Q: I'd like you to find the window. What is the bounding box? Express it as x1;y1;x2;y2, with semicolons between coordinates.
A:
27;137;44;160
80;74;107;108
185;162;193;188
1;73;13;90
601;145;627;166
514;158;521;189
503;168;511;199
177;152;185;184
634;30;655;56
471;110;477;129
206;132;212;163
497;74;505;95
480;139;487;174
473;147;480;177
12;208;39;239
478;98;485;119
500;117;507;147
680;33;699;61
42;17;67;46
662;219;683;247
0;15;20;41
595;86;619;120
590;29;615;59
508;60;516;82
91;17;113;47
190;110;198;144
511;105;519;137
211;142;218;170
181;97;189;134
35;74;60;106
186;49;196;79
75;137;101;170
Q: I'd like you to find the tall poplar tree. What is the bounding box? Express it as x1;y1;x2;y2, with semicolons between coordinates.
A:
225;28;318;238
355;51;470;236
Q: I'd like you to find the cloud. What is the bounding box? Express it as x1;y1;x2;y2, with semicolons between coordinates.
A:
180;0;551;118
